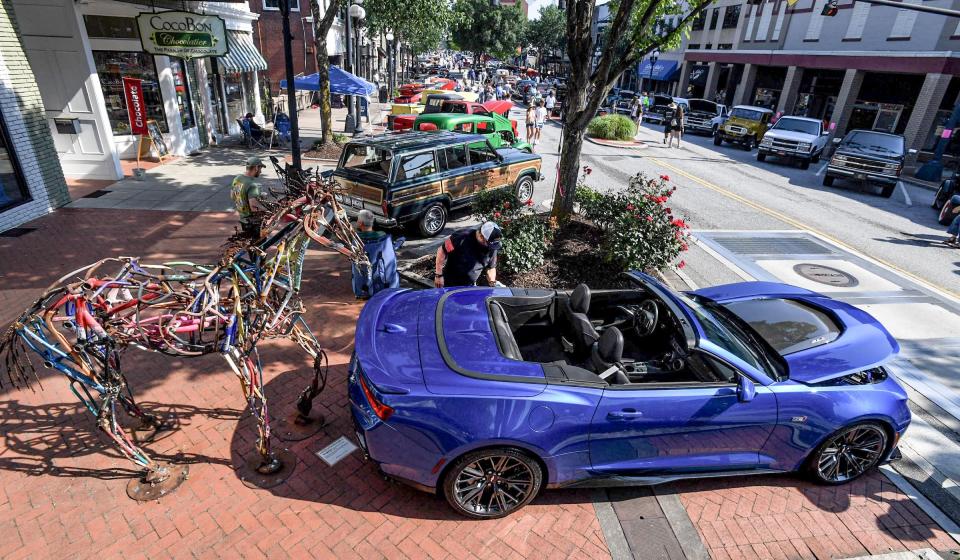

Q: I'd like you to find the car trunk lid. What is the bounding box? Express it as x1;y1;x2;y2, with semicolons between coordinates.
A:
355;289;425;390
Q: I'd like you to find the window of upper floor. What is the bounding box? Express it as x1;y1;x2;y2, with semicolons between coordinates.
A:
722;5;741;29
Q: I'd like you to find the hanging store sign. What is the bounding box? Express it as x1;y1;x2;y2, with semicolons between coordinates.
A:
122;77;149;136
136;11;228;59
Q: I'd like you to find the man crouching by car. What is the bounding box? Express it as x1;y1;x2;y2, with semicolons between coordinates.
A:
434;222;502;288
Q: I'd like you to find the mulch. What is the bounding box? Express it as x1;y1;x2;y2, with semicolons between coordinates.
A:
303;141;344;160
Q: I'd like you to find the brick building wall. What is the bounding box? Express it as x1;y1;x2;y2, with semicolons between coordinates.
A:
0;0;70;232
249;0;315;93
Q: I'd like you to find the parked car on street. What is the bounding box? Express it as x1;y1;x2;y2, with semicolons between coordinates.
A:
714;105;774;150
684;99;728;136
327;131;542;236
614;90;637;115
757;116;829;170
350;273;909;519
413;113;532;152
643;95;688;125
823;130;914;198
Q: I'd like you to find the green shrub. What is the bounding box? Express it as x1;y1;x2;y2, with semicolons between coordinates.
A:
473;188;552;274
576;172;690;271
587;115;637;141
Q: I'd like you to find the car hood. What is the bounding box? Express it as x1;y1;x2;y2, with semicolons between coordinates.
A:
693;282;899;384
765;129;816;142
725;116;759;128
836;146;902;161
688;100;719;114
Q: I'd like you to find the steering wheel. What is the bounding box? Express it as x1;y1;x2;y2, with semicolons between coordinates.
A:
636;300;659;337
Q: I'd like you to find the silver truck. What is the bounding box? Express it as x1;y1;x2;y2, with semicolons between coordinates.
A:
684;99;728;136
757;116;829;170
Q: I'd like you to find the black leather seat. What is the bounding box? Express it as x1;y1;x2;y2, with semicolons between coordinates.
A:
561;284;599;359
590;327;630;385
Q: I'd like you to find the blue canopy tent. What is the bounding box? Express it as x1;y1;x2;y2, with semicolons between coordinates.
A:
280;66;376;96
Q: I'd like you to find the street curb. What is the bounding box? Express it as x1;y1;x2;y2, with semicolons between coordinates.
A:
584;136;648;151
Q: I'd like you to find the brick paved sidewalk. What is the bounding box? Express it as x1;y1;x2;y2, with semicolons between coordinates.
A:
0;207;609;559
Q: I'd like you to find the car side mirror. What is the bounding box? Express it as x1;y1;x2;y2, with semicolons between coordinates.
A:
737;375;756;403
908;148;918;155
832;138;842;144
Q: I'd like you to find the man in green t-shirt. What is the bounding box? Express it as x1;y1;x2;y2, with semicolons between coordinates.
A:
231;156;267;238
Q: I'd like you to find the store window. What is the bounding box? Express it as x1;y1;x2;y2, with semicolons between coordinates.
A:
225;73;247;125
0;110;30;212
84;15;139;39
93;51;168;135
263;0;300;10
169;58;195;130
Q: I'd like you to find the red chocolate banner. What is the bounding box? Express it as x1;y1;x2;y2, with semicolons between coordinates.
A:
122;77;148;136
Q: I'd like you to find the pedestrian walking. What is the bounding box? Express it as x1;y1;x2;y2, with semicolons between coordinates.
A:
630;96;642;128
533;100;548;150
545;90;556;117
434;222;503;288
231;156;268;239
525;105;536;143
663;101;684;148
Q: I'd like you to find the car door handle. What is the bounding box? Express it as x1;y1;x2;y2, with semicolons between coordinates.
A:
607;408;643;420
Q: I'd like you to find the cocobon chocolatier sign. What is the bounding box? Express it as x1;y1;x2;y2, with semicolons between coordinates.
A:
136;11;228;58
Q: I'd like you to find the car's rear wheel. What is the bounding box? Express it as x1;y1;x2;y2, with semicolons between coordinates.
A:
808;422;887;485
443;448;543;519
515;175;535;203
418;202;447;237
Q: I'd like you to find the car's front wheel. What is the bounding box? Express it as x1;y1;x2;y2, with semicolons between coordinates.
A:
823;175;835;187
808;422;888;485
713;134;723;146
757;152;766;162
443;448;543;519
418;202;447;237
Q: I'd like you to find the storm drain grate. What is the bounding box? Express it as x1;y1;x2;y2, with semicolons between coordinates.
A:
0;227;36;238
82;189;113;198
711;236;834;256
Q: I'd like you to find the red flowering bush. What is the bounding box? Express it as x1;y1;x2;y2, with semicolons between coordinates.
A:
574;172;690;271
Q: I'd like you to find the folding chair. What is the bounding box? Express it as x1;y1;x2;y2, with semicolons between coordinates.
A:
239;119;267;149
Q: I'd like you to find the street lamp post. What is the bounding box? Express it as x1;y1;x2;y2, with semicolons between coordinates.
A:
278;0;301;169
648;48;659;95
343;2;355;133
349;1;366;135
386;31;395;103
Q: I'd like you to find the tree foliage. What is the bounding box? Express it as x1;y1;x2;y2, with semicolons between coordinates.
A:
551;0;714;218
524;5;565;56
451;0;526;61
363;0;453;54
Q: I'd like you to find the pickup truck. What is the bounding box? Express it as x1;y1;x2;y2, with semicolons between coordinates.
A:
643;95;689;125
823;129;914;198
683;99;727;136
757;116;829;169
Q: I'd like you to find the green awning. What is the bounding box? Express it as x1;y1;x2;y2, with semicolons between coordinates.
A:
219;30;267;72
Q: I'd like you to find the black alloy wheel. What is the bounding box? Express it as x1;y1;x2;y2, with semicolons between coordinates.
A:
809;422;887;485
443;448;543;519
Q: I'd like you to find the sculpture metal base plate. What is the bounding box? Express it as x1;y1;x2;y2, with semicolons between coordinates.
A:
238;448;297;489
275;410;325;441
126;462;189;501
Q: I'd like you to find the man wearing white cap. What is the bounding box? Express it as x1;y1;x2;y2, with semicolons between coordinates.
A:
434;221;502;288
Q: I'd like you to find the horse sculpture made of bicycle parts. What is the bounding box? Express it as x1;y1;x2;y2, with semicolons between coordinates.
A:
0;161;368;500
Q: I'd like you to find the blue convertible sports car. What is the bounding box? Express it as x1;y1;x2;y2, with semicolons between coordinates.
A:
348;272;910;519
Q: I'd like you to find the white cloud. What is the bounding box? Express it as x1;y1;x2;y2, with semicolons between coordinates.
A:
526;0;556;19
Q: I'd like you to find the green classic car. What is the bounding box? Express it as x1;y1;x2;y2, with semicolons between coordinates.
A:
413;112;533;153
326;131;542;236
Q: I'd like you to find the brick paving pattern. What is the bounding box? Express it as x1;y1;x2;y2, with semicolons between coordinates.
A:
676;473;959;559
0;207;609;559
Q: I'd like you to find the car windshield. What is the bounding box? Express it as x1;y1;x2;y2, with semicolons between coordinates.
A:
731;108;765;120
340;145;392;178
679;293;784;380
843;131;904;155
773;118;820;135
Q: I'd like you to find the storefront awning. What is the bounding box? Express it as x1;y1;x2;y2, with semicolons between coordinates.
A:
637;60;679;82
219;30;267;73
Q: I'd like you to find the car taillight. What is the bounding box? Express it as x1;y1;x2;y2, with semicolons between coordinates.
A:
381;200;389;216
359;373;394;421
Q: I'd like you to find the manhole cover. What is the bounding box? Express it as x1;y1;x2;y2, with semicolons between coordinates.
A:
793;263;859;287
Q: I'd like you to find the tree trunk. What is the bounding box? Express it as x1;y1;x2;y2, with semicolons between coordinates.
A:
551;127;585;216
316;42;333;145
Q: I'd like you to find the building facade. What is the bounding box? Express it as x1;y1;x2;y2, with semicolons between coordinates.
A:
10;0;267;182
678;0;960;162
0;0;69;231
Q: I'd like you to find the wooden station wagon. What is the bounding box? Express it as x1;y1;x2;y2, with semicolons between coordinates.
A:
325;131;543;236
